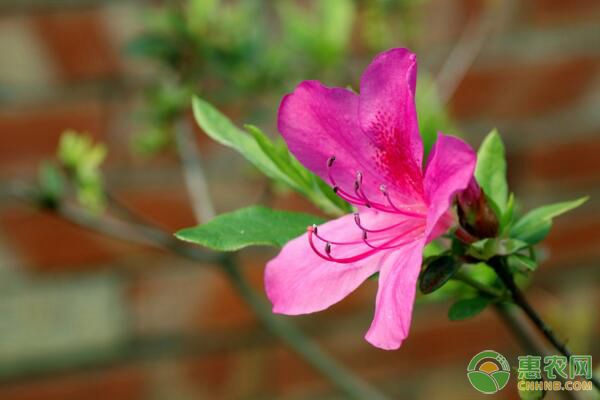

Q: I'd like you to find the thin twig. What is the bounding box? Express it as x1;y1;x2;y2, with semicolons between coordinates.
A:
452;270;506;298
494;303;579;400
174;119;216;222
220;255;388;400
171;118;389;399
6;181;219;263
434;1;500;104
6;182;388;399
490;257;600;392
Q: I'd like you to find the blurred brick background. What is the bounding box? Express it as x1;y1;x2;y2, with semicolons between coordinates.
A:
0;0;599;399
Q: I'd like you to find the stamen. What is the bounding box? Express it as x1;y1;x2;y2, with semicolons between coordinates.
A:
326;155;426;218
307;222;426;264
380;185;423;216
311;222;365;245
353;212;411;233
362;223;424;249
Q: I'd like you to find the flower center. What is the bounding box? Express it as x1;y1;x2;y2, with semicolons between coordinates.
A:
304;155;427;264
327;156;425;218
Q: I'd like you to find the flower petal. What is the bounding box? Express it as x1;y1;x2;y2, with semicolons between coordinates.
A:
359;48;424;202
265;212;401;315
278;81;382;199
423;133;476;237
364;239;425;350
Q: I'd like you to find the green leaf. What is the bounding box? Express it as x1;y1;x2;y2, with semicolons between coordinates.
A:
245;124;309;186
38;161;65;206
501;192;515;232
193;97;350;215
175;206;325;251
468;238;529;260
192;97;287;184
510;197;588;244
508;254;538;272
132;128;172;155
126;34;178;62
475;130;508;215
420;256;461;294
448;296;491;321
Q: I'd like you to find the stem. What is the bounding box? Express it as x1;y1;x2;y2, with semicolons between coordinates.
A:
490;257;600;391
452;270;505;298
494;303;578;400
434;1;501;104
174;119;216;222
220;256;387;400
172;118;389;399
6;185;388;399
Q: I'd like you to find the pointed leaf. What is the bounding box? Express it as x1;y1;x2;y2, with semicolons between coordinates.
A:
38;161;65;206
419;256;461;294
468;238;529;260
508;254;538;272
193;97;350;215
475;130;508;215
448;296;491;321
192;97;289;185
175;206;324;251
510;197;588;244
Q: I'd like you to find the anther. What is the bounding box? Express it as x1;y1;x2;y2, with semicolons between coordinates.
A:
362;231;368;240
311;224;318;234
333;186;339;193
379;184;387;194
325;242;332;255
327;156;336;167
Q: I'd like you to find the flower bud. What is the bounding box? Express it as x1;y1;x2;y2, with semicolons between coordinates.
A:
457;178;499;239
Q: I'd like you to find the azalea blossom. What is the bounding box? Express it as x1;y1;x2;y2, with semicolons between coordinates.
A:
265;48;476;350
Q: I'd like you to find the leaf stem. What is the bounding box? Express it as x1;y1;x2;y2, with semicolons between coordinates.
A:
452;269;505;298
490;257;600;392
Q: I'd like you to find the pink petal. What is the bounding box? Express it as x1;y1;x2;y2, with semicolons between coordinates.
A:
364;239;425;350
359;48;424;203
278;81;383;200
423;133;476;237
265;212;402;315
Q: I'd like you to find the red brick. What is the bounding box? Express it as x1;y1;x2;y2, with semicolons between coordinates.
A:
526;0;600;26
0;101;108;177
190;258;261;331
183;352;237;397
511;136;600;185
0;367;145;400
542;215;600;268
0;205;145;272
30;9;120;82
114;187;197;232
267;305;518;395
451;57;599;120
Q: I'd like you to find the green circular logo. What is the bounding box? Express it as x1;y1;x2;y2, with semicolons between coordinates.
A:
467;350;511;394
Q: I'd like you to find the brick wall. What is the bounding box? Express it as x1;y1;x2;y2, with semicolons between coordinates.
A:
0;1;599;399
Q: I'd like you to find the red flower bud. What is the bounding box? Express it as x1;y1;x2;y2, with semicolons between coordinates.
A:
457;178;499;239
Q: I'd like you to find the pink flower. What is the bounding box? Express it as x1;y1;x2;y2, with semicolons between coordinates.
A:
265;48;476;350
